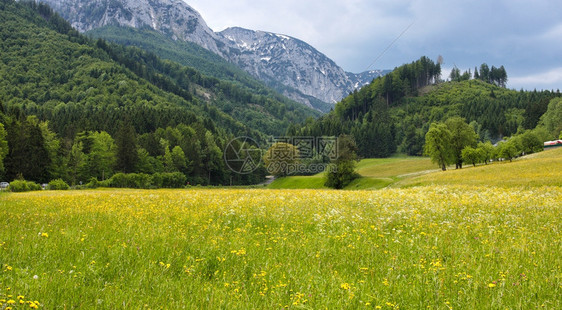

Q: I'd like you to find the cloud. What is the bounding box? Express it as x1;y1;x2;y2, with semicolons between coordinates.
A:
185;0;562;89
510;68;562;90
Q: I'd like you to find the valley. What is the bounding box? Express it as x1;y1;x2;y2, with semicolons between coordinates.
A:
0;0;561;309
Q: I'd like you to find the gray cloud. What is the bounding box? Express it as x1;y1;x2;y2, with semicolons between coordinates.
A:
186;0;562;90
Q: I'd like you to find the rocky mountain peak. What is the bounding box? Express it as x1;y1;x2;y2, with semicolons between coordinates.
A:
40;0;226;55
39;0;387;108
220;26;355;104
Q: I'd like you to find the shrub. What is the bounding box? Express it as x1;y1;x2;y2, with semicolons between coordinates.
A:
86;177;100;189
107;173;152;189
153;172;187;188
8;180;42;192
48;179;70;190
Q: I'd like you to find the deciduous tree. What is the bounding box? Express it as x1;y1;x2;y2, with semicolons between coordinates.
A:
424;123;454;171
325;135;359;189
445;117;478;169
264;142;300;177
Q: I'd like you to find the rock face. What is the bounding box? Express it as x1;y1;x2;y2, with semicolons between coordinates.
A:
39;0;386;106
41;0;227;56
220;27;383;104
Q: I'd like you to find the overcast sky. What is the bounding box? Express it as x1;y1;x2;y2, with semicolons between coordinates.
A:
186;0;562;91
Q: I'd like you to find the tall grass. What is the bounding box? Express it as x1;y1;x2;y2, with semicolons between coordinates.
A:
400;147;562;188
1;186;560;308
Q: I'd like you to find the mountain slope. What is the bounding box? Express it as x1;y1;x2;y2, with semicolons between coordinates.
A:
86;25;332;112
0;0;317;137
40;0;227;56
220;27;385;104
38;0;387;108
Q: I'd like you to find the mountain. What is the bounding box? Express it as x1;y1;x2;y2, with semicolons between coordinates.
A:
86;25;333;112
347;69;391;90
0;0;324;184
220;27;385;104
0;0;318;138
40;0;227;56
38;0;388;108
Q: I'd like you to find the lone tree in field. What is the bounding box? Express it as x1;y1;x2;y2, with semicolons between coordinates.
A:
263;142;300;177
445;117;478;169
325;134;359;189
424;122;454;171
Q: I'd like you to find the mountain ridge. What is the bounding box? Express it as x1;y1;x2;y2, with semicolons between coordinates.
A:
38;0;388;107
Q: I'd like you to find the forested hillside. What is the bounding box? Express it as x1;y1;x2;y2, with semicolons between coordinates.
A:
290;57;560;158
0;1;318;137
1;0;307;185
86;26;332;112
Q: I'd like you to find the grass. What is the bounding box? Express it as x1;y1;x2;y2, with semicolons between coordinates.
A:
1;149;560;308
1;186;560;309
354;156;436;178
267;176;326;189
399;147;562;188
268;155;437;190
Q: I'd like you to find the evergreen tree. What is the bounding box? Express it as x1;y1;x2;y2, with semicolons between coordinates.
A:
4;118;50;182
115;120;139;173
0;123;8;175
449;67;461;82
203;131;223;185
479;63;490;83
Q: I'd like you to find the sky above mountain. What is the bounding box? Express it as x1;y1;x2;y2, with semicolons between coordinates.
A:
186;0;562;91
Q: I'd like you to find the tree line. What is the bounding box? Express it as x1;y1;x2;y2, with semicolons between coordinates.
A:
450;63;508;87
290;56;560;160
424;116;551;171
0;114;265;186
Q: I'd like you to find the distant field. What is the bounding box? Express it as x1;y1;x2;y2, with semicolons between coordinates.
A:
399;147;562;188
267;175;326;189
270;148;562;190
269;156;437;190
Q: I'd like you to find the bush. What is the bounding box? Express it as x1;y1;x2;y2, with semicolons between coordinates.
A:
153;172;187;188
89;173;187;189
8;180;42;192
107;173;152;189
86;177;100;189
48;179;70;190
